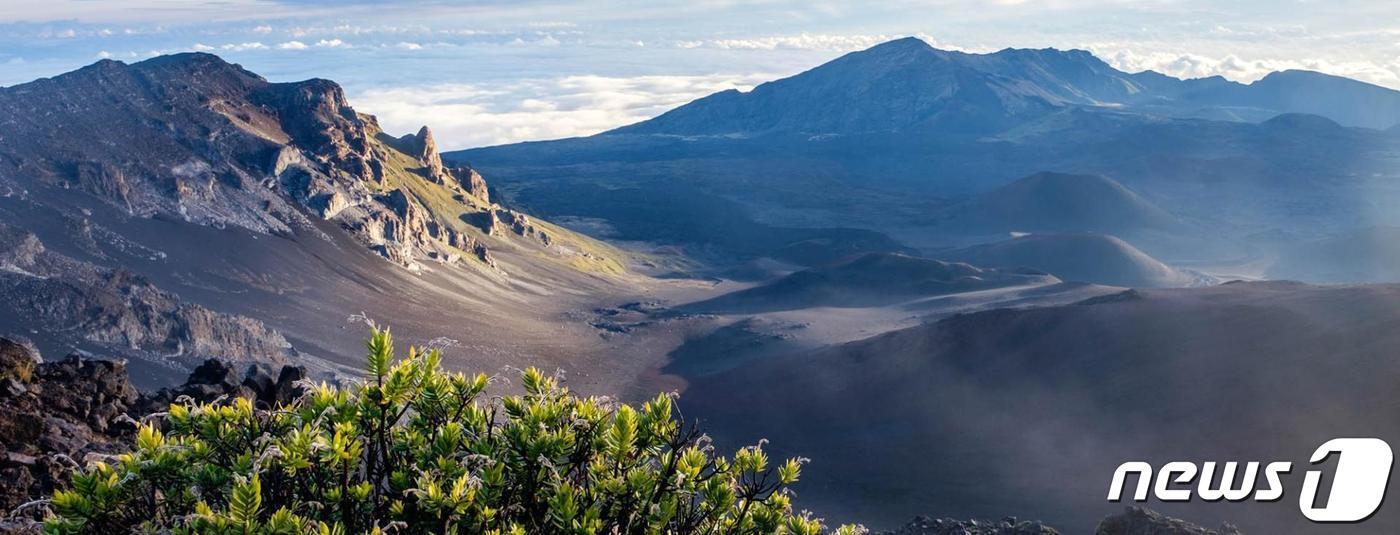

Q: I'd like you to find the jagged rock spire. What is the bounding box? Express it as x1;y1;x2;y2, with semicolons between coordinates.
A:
414;125;446;180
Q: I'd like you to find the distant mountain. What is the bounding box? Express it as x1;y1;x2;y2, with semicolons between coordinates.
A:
683;252;1057;313
0;54;632;382
454;38;1400;271
1175;69;1400;130
947;171;1177;235
614;38;1059;137
612;37;1400;137
935;233;1197;288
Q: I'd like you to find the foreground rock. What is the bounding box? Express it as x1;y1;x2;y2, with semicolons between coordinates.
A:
0;338;306;528
877;515;1059;534
879;508;1241;535
1094;507;1242;535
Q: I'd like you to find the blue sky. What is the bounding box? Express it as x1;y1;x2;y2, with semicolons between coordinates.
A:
2;0;1398;149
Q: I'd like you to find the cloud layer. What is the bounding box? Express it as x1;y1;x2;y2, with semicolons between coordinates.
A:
352;73;771;150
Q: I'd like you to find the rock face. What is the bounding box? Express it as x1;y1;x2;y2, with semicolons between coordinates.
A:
878;516;1059;534
0;338;306;526
452;166;491;203
494;208;550;245
0;222;292;365
398;126;452;185
0;53;533;273
1095;507;1242;535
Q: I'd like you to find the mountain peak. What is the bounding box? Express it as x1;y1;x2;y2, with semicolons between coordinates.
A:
867;36;934;52
131;52;263;81
841;36;944;65
608;37;1400;137
611;36;1047;137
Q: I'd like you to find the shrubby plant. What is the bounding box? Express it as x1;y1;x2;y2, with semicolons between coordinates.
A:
43;329;860;534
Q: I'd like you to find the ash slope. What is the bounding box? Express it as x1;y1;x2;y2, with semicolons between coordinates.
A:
945;172;1178;236
934;233;1199;288
0;54;639;386
682;252;1058;313
677;281;1400;533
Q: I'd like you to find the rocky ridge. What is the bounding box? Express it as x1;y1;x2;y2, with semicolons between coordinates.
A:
0;221;294;366
0;53;580;274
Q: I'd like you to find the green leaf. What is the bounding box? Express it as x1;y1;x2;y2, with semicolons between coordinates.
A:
229;475;262;527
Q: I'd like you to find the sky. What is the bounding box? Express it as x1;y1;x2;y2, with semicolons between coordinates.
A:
1;0;1398;150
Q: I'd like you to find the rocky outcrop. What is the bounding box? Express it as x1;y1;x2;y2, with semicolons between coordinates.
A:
0;53;540;274
133;358;308;415
878;516;1058;534
1095;507;1242;535
0;339;306;528
452;166;490;204
257;77;380;186
399;126;447;183
495;208;551;245
877;509;1241;535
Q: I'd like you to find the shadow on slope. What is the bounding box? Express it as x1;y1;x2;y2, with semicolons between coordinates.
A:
682;252;1057;313
677;281;1400;533
488;180;914;268
944;171;1178;236
934;233;1200;288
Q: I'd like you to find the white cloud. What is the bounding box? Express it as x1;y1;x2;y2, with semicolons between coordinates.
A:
1096;47;1400;88
315;38;347;48
38;28;77;39
705;33;894;51
192;43;215;51
676;33;976;54
252;24;273;34
350;73;773;149
220;42;268;51
396;41;423;50
95;50;111;59
277;40;308;50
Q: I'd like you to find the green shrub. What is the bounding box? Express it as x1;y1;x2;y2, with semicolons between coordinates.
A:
43;329;860;534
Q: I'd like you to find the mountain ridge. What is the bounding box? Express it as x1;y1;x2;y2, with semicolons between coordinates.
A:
0;52;639;384
605;37;1400;137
